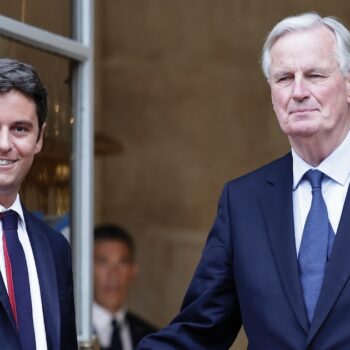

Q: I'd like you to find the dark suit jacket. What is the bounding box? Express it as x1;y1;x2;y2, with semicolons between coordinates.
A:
0;207;77;349
137;153;350;349
127;312;157;348
98;311;157;349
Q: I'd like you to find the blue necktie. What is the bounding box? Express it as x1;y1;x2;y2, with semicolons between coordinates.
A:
298;170;335;322
1;210;36;349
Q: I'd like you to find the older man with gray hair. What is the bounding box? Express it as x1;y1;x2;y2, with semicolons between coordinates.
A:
136;12;350;350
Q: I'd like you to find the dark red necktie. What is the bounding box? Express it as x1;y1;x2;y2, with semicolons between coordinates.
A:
1;210;36;349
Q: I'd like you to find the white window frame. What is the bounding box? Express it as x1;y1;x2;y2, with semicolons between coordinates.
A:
0;1;94;346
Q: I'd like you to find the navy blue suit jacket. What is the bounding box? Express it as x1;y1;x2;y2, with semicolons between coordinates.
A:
0;208;77;349
137;153;350;349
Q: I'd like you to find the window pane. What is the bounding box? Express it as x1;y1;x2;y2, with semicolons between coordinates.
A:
0;0;72;38
0;36;75;239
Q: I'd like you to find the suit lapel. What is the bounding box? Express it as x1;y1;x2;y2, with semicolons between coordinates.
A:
24;210;60;350
259;153;309;333
127;312;138;347
0;272;17;330
306;183;350;344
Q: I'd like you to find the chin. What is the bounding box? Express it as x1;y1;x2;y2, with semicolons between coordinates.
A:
285;124;320;138
291;131;318;138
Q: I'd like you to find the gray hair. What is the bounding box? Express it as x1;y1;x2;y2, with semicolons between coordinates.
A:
261;12;350;80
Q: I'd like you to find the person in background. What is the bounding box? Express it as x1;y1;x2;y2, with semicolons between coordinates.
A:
136;12;350;349
0;58;77;349
93;224;157;350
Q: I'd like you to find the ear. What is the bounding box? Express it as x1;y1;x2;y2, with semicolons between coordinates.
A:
343;71;350;104
271;90;276;113
34;122;46;155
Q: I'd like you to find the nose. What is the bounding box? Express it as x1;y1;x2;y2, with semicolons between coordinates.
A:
0;128;12;153
291;76;310;102
108;264;121;281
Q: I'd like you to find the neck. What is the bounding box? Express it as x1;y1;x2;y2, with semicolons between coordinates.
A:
289;127;350;167
0;193;17;209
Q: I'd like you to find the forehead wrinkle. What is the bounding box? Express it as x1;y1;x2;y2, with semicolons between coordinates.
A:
270;27;340;79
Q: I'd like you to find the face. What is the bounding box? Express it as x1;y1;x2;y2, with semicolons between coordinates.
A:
94;239;137;313
0;90;44;207
269;25;350;147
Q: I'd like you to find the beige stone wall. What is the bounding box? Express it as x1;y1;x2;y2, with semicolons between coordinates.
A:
95;1;350;348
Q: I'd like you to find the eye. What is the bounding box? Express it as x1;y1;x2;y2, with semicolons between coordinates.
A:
276;75;293;83
14;126;28;132
96;257;108;265
11;122;32;134
308;73;325;79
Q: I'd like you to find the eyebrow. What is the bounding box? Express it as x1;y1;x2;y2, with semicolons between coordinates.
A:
12;120;34;127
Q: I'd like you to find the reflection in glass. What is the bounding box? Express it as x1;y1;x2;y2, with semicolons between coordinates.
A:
0;36;75;222
0;0;72;38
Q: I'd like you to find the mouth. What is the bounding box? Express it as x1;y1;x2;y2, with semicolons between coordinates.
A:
289;108;317;115
0;159;16;166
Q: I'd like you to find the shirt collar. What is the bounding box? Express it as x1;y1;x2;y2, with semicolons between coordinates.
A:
93;302;128;329
292;129;350;190
0;194;25;227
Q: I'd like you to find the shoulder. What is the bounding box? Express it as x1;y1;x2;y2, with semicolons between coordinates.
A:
212;152;292;212
22;208;72;269
23;208;70;246
127;311;158;334
225;152;292;192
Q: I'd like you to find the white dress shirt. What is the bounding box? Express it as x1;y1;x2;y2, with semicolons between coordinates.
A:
0;194;47;350
292;130;350;255
93;302;133;350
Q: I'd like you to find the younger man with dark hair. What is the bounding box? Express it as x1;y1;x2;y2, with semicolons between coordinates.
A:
0;58;77;349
